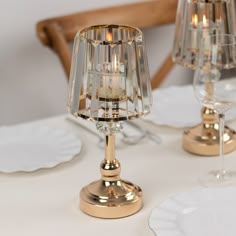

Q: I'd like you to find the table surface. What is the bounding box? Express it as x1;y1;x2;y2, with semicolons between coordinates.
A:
1;114;236;236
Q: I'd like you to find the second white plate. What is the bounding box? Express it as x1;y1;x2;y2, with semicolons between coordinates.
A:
149;187;236;236
145;85;236;128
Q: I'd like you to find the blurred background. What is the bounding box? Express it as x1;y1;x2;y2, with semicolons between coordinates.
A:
1;0;192;125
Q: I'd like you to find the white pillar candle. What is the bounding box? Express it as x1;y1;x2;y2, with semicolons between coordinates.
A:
112;55;120;98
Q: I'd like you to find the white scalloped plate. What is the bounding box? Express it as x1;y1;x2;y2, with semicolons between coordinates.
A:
149;187;236;236
0;124;82;173
145;85;236;128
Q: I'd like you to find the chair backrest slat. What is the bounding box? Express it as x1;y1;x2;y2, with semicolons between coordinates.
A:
36;0;177;88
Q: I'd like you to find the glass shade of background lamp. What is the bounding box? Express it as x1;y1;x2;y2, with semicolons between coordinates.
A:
172;0;236;156
68;25;152;218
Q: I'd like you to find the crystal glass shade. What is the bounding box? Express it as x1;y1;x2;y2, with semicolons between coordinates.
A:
172;0;236;69
68;25;152;123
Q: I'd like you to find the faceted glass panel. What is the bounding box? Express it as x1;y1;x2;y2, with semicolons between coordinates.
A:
68;25;152;122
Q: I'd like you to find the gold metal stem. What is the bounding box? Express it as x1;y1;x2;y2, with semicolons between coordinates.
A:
105;135;115;162
101;135;120;182
80;132;143;218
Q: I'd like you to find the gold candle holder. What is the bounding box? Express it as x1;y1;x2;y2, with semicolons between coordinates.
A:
68;25;152;218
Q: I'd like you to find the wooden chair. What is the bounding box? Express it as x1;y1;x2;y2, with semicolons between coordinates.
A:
36;0;177;89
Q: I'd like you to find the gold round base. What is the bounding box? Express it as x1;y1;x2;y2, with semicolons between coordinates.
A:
183;124;236;156
80;179;143;218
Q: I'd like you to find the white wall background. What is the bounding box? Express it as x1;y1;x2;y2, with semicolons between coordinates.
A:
1;0;192;125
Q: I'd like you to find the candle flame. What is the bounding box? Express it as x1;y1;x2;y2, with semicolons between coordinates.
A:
106;32;112;42
203;14;208;27
192;14;198;27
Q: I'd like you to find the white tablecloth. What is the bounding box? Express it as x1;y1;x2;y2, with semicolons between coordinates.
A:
1;114;236;236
